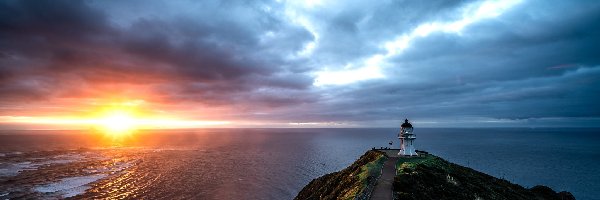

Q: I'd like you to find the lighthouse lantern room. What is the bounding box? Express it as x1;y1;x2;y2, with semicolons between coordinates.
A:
398;119;417;156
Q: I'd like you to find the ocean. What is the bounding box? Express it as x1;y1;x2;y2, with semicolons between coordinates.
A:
0;128;598;199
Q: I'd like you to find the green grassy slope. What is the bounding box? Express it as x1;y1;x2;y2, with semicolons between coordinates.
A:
294;150;387;200
393;154;575;200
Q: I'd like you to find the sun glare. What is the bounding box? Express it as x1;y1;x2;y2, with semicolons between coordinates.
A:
97;111;137;135
0;102;232;131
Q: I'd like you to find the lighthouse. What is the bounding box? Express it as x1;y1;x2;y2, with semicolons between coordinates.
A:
398;119;417;156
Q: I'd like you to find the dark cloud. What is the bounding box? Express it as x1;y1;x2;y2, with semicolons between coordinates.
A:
297;0;475;67
388;0;600;83
0;0;315;110
311;0;600;126
0;0;110;39
0;0;599;127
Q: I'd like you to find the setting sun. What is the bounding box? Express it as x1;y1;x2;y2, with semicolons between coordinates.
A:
97;110;137;135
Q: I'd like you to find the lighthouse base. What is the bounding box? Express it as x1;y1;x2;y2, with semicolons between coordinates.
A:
399;146;418;156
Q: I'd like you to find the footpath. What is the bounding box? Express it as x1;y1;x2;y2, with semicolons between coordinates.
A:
370;156;398;200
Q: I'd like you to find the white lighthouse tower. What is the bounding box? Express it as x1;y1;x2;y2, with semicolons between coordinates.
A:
398;119;417;156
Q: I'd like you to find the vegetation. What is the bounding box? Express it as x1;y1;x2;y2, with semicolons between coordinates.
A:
294;150;387;200
393;154;575;200
296;151;575;200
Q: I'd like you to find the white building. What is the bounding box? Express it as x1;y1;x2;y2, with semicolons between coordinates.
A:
398;119;417;156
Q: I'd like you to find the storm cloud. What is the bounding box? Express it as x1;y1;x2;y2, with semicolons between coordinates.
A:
1;0;599;127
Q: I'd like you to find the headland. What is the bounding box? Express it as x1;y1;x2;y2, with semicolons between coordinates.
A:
295;149;575;200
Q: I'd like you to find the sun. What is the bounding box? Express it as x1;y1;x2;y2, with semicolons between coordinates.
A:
97;110;138;135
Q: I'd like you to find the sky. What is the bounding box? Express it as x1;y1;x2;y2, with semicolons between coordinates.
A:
0;0;599;129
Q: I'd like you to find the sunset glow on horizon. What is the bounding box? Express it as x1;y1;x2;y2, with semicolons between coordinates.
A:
0;115;231;130
0;99;232;131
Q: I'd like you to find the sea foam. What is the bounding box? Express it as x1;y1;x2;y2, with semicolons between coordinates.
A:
0;153;86;177
0;162;36;177
35;174;107;198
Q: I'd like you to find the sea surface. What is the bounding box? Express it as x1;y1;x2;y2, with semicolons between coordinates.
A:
0;128;598;200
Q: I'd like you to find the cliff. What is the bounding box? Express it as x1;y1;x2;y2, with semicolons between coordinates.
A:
294;150;387;200
295;150;575;200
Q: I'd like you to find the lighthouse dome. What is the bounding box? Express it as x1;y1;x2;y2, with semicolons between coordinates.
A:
401;119;412;128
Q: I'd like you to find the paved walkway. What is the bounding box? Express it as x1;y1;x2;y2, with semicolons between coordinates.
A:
370;156;398;200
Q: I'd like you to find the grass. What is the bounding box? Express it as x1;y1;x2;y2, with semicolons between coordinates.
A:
296;151;574;200
395;155;437;175
340;152;387;199
359;154;387;182
294;150;388;200
392;154;574;200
